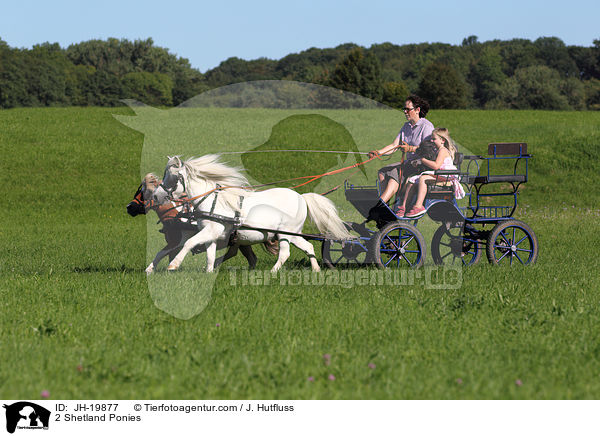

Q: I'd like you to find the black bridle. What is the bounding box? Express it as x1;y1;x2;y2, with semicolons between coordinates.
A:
126;183;148;216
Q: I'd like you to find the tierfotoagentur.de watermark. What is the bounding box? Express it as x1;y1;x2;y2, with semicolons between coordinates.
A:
228;266;462;290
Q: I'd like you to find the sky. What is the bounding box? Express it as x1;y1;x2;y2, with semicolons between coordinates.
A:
1;0;598;73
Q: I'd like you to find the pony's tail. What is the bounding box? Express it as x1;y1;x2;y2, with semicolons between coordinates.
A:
302;193;353;241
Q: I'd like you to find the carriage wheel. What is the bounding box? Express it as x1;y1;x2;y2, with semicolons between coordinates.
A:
321;222;373;268
371;221;426;268
431;224;482;266
486;220;538;265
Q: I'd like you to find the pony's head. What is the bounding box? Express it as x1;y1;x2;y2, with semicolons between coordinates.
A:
153;156;186;205
153;154;250;211
126;173;162;216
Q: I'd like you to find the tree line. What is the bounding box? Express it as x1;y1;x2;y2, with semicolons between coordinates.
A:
1;36;599;110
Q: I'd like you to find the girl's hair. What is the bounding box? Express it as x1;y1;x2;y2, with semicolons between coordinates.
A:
432;127;457;158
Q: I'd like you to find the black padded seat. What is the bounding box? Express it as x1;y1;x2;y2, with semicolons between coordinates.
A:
467;174;527;184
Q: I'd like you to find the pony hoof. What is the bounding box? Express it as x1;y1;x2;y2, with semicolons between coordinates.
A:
167;265;179;272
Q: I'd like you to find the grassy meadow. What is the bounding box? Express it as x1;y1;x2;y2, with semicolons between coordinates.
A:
1;106;599;399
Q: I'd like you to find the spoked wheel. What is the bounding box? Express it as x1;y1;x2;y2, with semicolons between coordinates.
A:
321;222;373;268
486;220;539;265
371;221;426;268
431;223;482;266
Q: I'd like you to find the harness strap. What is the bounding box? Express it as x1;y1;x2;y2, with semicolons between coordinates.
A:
235;196;244;219
170;152;383;206
210;184;220;214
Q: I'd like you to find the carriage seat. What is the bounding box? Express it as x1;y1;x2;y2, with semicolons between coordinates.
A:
465;174;527;184
463;143;530;184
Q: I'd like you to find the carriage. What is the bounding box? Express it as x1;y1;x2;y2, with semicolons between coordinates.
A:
142;143;538;273
321;142;539;268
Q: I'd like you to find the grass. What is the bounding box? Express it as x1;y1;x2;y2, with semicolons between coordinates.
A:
1;106;599;399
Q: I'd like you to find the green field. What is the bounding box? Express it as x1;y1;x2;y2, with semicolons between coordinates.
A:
1;106;599;399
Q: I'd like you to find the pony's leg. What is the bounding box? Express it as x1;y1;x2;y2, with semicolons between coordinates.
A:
146;245;170;275
288;236;321;272
168;229;198;261
271;239;290;273
205;242;217;273
240;245;258;269
167;223;223;272
214;245;239;268
146;242;184;275
146;227;189;274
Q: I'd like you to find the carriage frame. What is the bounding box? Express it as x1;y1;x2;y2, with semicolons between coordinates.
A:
320;142;539;268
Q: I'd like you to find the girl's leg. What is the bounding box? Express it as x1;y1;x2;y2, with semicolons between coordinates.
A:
399;182;416;210
413;175;435;209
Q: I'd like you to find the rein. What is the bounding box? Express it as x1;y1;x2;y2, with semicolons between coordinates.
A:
220;149;368;155
164;152;384;208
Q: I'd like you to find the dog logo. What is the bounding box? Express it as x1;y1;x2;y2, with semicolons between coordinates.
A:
115;80;384;319
3;402;50;434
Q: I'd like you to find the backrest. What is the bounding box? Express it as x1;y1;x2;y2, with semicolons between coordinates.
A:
488;143;527;156
454;152;464;170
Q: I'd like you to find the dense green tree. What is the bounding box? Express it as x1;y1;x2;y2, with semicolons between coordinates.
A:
29;43;77;106
66;38;157;76
469;46;507;106
274;44;359;84
327;48;383;100
462;35;479;47
369;42;408;84
418;63;468;108
2;37;600;109
84;70;123;106
583;79;600;110
568;45;599;80
64;64;96;105
533;37;578;77
488;65;570;109
560;77;586;110
498;38;541;76
382;81;409;108
205;57;279;87
66;37;205;104
171;58;209;105
122;72;173;106
0;46;29;107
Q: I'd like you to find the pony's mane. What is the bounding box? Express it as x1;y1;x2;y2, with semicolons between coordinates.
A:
182;155;251;212
183;155;249;189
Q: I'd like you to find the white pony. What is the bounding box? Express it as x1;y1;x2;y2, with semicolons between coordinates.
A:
153;155;352;272
127;173;265;274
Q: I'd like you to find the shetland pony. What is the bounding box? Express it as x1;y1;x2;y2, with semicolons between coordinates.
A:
153;155;352;273
127;173;266;274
